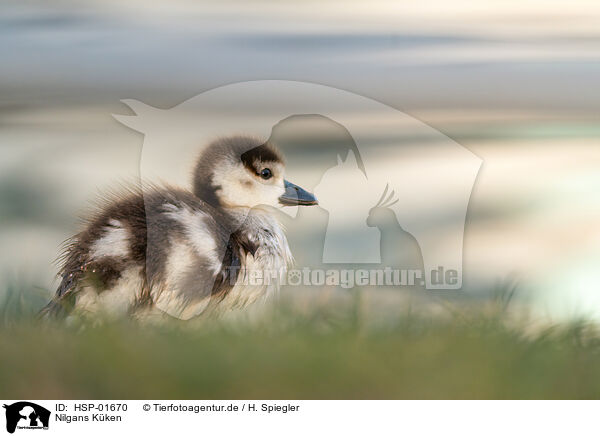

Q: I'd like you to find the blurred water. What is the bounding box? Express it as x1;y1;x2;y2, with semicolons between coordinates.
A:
1;0;599;320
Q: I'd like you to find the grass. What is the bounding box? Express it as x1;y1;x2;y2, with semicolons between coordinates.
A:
1;283;600;399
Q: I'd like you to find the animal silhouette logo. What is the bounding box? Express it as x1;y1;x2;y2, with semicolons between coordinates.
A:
3;402;50;434
314;150;428;273
114;80;481;294
315;150;381;263
366;184;424;272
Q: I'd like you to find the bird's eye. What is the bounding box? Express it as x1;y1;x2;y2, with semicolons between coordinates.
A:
260;168;272;180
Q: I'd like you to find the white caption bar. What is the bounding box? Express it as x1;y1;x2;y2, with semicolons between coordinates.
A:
1;400;596;436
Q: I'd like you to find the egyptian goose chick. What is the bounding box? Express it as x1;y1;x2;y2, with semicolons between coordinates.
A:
41;136;318;321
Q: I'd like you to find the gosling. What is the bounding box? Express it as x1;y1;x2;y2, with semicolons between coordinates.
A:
40;136;318;321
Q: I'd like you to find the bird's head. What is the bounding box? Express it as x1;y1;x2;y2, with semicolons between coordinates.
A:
192;136;318;210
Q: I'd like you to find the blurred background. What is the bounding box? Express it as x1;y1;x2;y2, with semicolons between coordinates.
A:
2;0;600;321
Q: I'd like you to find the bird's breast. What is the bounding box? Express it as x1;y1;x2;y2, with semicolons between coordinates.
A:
219;219;292;310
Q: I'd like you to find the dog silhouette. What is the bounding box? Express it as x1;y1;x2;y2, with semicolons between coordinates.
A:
3;402;50;434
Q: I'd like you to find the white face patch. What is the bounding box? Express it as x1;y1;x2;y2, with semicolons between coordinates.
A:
211;159;285;209
89;220;130;260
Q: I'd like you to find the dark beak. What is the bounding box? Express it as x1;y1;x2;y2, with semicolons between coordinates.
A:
279;180;318;206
